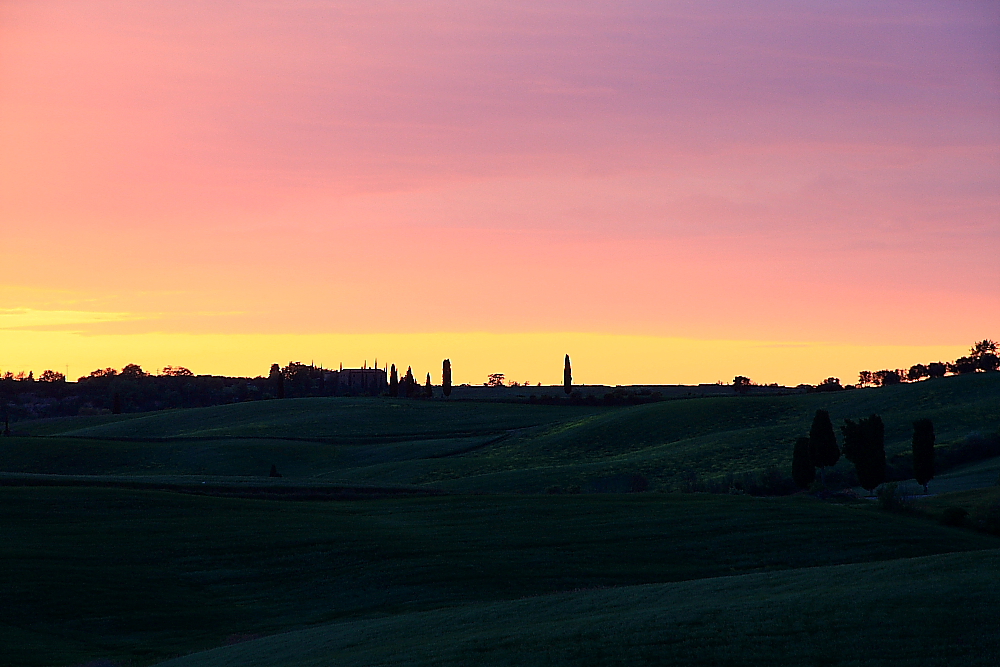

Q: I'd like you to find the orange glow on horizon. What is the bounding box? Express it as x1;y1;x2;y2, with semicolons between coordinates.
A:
1;2;996;377
0;328;973;388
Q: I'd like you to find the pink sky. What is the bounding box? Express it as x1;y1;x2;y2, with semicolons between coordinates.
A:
1;1;997;382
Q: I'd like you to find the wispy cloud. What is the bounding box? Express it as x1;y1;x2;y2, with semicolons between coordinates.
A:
0;309;146;330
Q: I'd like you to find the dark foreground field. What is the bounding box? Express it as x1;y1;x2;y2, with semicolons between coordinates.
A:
2;373;998;665
159;550;1000;667
3;488;999;666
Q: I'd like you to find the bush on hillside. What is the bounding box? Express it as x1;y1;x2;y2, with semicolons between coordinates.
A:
688;467;797;497
876;482;913;513
629;474;650;493
817;466;860;490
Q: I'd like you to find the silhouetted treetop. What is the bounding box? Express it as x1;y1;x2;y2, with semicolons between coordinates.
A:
808;409;840;470
120;364;148;379
814;377;842;392
564;355;572;395
38;370;66;383
442;359;452;398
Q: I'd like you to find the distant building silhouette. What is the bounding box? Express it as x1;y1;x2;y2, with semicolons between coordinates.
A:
323;367;388;395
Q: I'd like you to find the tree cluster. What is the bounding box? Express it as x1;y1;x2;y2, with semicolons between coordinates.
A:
1;364;274;421
857;339;998;388
810;377;844;393
792;410;936;496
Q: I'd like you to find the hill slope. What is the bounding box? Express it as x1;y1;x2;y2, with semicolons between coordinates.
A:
33;398;605;441
7;373;999;491
157;549;1000;667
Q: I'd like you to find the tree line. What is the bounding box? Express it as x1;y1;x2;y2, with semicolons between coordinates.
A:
856;339;998;388
0;354;576;422
730;339;997;393
2;337;995;423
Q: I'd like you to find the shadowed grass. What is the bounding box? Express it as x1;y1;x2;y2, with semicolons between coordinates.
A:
34;398;606;440
157;549;1000;667
2;488;997;666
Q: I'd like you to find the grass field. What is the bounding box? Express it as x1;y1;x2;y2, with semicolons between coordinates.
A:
2;488;997;667
3;373;999;665
23;399;606;441
158;549;1000;667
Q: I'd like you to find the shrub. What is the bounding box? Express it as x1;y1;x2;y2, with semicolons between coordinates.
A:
629;474;649;493
822;466;860;489
708;467;797;496
876;482;912;513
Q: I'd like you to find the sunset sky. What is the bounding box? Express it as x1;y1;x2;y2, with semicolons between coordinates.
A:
1;1;997;386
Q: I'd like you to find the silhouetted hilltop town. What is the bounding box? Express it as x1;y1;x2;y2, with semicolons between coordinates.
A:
0;340;995;425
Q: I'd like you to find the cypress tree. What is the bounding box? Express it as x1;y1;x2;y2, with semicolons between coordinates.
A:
563;354;572;395
442;359;452;398
912;418;935;494
808;409;840;484
403;366;415;397
269;363;284;399
424;372;433;398
389;364;398;397
842;414;886;495
792;436;816;489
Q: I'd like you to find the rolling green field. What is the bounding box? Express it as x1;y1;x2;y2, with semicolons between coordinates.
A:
2;373;998;665
7;372;999;492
